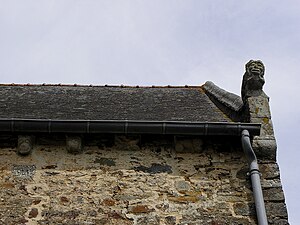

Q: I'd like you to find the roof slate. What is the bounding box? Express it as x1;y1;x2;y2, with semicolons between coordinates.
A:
0;85;231;122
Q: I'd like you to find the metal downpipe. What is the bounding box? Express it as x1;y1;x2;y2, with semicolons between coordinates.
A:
241;130;268;225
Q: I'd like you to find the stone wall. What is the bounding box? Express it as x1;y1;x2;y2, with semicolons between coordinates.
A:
0;135;287;224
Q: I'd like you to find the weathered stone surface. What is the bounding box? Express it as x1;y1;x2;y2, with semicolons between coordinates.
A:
136;215;160;225
263;187;285;202
203;81;243;121
0;136;288;224
203;81;243;112
18;135;34;155
233;202;255;216
128;205;154;214
241;60;268;103
179;214;254;225
261;178;283;189
260;163;280;179
174;180;191;193
246;96;271;117
253;136;277;161
28;208;38;218
165;216;176;225
12;165;36;179
244;95;277;160
265;202;288;218
241;64;278;161
272;219;289;225
66;135;82;154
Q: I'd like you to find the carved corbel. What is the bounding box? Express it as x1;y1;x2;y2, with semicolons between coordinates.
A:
66;135;83;154
18;135;35;155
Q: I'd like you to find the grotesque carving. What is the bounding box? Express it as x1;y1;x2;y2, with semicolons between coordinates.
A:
241;60;268;103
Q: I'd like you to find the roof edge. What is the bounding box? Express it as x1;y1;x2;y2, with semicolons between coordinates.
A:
203;81;243;111
202;81;244;122
0;83;202;88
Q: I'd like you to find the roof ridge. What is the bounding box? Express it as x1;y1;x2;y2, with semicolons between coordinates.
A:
0;83;203;88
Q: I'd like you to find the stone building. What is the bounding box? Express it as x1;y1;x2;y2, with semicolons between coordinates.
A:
0;60;288;224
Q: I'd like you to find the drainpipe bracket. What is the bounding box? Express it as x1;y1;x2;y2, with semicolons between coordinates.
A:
247;169;262;177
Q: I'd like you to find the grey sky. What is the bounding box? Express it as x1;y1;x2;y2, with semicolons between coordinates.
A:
1;1;299;223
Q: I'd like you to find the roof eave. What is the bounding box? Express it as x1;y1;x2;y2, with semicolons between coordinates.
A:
0;118;261;137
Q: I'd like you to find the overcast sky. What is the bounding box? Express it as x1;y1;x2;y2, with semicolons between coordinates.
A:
1;0;299;223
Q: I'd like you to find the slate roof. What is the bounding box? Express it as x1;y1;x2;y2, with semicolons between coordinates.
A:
0;84;231;122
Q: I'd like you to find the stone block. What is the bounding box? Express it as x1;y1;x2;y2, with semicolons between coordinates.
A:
253;136;277;161
28;208;38;218
165;216;176;225
136;215;160;225
246;96;271;118
263;187;285;202
128;205;154;214
265;202;288;219
272;219;289;225
260;163;280;179
233;202;255;216
12;165;36;179
261;179;283;189
66;135;82;154
174;180;191;193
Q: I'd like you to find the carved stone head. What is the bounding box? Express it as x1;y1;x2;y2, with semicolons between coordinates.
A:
241;60;268;103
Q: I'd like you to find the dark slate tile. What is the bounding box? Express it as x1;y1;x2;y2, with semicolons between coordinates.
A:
0;85;231;122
